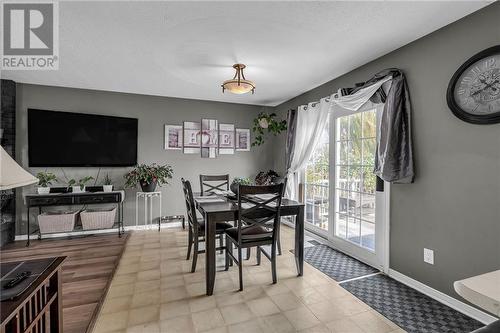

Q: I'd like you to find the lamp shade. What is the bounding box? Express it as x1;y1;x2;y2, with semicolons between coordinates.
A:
0;145;38;190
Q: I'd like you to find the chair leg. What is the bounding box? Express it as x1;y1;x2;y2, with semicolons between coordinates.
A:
228;238;234;267
246;248;251;260
271;242;277;284
256;246;261;265
186;227;193;260
225;236;230;271
276;226;282;255
182;217;185;230
191;235;199;273
238;247;243;291
219;233;224;254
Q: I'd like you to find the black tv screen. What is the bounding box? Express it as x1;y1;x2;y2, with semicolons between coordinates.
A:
28;109;138;167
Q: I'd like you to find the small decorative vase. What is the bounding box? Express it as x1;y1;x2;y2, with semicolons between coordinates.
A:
72;186;84;193
37;187;50;195
103;185;113;192
140;180;157;192
230;183;239;195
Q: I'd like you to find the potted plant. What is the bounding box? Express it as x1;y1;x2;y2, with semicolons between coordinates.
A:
68;176;94;193
252;112;287;146
102;174;113;192
230;177;252;195
255;170;281;185
36;172;57;194
124;163;173;192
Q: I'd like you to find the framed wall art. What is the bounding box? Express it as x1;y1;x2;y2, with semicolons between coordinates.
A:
218;123;235;155
164;125;183;150
201;119;218;158
183;121;201;154
235;128;250;151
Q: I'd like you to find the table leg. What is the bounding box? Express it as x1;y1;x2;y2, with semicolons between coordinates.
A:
150;194;153;229
144;196;148;230
135;194;139;228
205;212;216;296
26;207;30;247
118;203;121;237
159;193;162;232
121;202;125;233
294;206;305;276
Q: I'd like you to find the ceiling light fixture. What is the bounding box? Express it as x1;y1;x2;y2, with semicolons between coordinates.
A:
222;64;255;95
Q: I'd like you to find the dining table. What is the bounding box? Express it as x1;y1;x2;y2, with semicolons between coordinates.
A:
194;193;305;296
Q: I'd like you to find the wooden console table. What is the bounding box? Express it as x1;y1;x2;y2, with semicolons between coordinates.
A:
1;257;65;333
24;191;125;246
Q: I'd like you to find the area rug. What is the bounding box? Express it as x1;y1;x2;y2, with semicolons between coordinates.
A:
341;274;484;333
303;244;379;282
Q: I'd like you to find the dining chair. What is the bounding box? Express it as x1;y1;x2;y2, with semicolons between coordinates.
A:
181;178;231;273
199;174;229;195
224;183;284;291
246;177;287;259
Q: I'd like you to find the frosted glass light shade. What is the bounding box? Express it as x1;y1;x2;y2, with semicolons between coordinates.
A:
0;145;38;190
222;79;255;94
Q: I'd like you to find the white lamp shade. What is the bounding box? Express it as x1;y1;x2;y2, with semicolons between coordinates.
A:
0;145;38;190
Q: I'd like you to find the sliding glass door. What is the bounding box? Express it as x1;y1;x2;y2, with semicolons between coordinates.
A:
303;119;330;235
303;107;389;270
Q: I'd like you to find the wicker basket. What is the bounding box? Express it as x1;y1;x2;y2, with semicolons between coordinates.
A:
38;211;78;234
80;207;116;230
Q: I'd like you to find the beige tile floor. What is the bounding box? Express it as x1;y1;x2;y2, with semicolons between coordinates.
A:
93;225;406;333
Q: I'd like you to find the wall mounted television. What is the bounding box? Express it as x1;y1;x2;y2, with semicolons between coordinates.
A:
28;109;138;167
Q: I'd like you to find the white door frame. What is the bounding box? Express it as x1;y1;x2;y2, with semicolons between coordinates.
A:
303;106;390;273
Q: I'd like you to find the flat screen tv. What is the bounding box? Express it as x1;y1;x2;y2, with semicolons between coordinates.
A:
28;109;138;167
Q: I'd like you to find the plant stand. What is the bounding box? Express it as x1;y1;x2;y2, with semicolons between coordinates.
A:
135;191;162;229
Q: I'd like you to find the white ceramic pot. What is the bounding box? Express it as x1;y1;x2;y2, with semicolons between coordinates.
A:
103;185;113;192
72;186;85;193
37;187;50;195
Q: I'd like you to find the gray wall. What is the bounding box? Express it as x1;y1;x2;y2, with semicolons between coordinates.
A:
15;84;274;234
272;3;500;301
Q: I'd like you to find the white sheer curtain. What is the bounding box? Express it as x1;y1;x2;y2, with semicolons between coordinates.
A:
286;96;332;200
330;76;392;113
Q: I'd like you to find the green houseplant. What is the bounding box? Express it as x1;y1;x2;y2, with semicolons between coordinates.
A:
252;112;287;146
124;163;173;192
36;172;57;194
68;176;94;193
230;177;252;195
102;174;113;192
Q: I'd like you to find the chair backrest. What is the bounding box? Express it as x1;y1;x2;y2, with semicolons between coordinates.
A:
236;184;284;244
199;174;229;195
181;178;199;229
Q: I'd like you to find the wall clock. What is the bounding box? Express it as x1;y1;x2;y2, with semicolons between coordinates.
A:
447;45;500;124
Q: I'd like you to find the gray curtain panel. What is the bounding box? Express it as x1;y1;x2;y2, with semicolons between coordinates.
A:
342;68;415;183
285;109;297;172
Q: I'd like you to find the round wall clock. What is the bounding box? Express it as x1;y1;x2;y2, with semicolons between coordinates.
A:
447;45;500;124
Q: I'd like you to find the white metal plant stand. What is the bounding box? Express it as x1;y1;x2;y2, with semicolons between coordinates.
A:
135;191;162;229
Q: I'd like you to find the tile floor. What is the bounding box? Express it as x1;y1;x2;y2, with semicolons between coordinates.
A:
93;225;406;333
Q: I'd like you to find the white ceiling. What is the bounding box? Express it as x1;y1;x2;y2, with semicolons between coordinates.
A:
2;1;491;106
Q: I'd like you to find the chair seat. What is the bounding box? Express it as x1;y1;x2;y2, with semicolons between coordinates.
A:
226;224;273;242
195;219;233;233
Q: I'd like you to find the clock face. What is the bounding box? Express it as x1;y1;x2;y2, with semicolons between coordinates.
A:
453;53;500;115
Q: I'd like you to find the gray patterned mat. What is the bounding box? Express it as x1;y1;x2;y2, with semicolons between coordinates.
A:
341;274;484;333
303;244;379;282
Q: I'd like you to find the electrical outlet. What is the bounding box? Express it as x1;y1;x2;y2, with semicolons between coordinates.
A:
424;248;434;265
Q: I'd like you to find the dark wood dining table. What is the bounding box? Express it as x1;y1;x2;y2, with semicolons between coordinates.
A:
194;193;305;296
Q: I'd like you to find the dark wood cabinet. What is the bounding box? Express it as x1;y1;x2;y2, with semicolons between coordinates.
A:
1;257;65;333
1;79;16;247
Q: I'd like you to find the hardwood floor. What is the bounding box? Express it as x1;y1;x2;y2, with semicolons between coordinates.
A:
1;233;129;333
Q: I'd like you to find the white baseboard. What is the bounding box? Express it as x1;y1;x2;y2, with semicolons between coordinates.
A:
388;269;498;325
14;223;183;241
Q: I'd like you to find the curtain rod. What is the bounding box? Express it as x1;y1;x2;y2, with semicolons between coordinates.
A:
303;96;332;109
